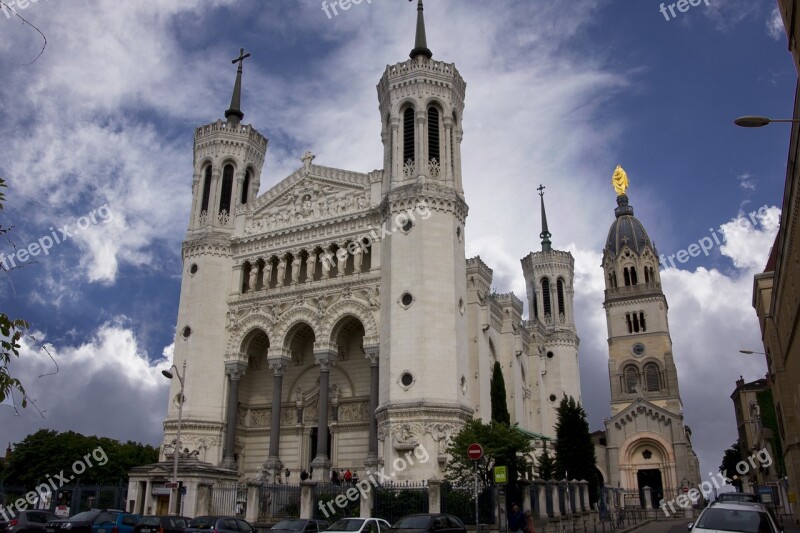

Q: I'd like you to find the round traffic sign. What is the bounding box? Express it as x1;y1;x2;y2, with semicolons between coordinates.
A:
467;443;484;460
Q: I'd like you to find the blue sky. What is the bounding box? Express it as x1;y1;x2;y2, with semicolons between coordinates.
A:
0;0;792;481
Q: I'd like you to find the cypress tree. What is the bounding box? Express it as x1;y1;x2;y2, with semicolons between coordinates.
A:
490;361;511;425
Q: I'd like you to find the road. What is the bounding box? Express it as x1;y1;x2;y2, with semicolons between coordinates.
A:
627;519;691;532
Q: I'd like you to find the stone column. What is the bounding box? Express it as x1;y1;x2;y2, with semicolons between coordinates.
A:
390;118;401;181
442;116;453;185
579;480;589;512
428;479;442;514
534;479;547;518
263;359;288;481
222;360;247;469
299;481;316;519
416;110;426;177
310;346;335;480
364;345;380;472
549;480;560;518
520;479;532;513
561;480;571;516
643;486;652;510
245;483;260;523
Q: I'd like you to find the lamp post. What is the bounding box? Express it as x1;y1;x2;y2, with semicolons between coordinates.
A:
733;116;800;128
162;359;186;515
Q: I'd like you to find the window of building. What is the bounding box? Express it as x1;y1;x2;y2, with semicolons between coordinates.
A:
428;106;440;163
403;107;415;165
541;278;551;316
241;169;251;204
640;312;647;332
201;165;212;213
624;365;639;393
557;278;565;316
630;266;638;285
624;267;631;286
219;164;234;214
644;363;660;391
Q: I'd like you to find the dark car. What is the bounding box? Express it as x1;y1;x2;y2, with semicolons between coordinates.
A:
0;510;59;533
184;517;255;533
45;510;107;533
132;516;188;533
269;520;329;533
390;514;466;533
92;512;141;533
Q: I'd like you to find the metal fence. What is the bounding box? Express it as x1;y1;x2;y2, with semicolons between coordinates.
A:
209;482;247;517
536;508;680;533
257;484;302;522
313;483;361;520
373;481;429;524
440;482;495;525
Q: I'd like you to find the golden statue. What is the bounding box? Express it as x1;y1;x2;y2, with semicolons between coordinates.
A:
612;165;629;196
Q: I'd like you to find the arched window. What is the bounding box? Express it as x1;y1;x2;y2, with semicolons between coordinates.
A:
644;267;650;283
644;363;660;391
533;289;538;319
611;271;618;288
630;266;638;285
451;112;457;174
403;107;415;165
626;314;633;334
557;278;566;316
541;278;551;316
201;165;212;213
640;312;647;332
241;169;251;204
428;106;440;163
623;268;631;286
219;164;234;214
624;365;639;393
633;313;640;333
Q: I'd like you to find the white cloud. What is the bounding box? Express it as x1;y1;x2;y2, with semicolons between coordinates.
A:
767;7;785;41
0;320;171;445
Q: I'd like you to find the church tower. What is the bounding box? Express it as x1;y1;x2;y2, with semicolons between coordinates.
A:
375;0;472;479
520;186;581;438
600;166;699;497
164;50;267;469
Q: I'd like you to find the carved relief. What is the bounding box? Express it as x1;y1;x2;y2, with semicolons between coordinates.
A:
392;423;423;451
251;408;270;427
338;401;369;422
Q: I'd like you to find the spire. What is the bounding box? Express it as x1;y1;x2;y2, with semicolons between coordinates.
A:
409;0;433;59
225;48;251;124
537;184;552;252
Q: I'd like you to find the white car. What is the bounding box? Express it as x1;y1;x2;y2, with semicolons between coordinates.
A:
688;502;784;533
325;518;392;533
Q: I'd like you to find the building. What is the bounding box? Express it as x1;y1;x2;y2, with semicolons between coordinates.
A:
730;376;784;495
749;0;800;521
127;1;581;516
594;173;701;504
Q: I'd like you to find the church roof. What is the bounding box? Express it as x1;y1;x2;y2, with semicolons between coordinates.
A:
604;194;656;257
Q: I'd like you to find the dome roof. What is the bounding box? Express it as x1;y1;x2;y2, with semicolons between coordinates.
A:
605;195;655;257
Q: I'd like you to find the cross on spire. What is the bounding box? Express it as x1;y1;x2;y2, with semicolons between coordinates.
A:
225;48;250;123
409;0;433;59
537;184;546;197
538;184;552;252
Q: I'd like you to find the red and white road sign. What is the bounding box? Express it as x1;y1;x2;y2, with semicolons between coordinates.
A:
467;443;484;461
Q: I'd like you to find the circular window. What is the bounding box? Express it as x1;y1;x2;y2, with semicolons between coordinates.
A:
190;264;198;274
632;343;646;357
182;326;192;339
546;351;554;359
549;394;557;402
401;372;414;387
401;292;413;307
402;219;413;232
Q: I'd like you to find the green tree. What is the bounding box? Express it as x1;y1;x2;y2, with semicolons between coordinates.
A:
554;395;598;504
444;419;531;488
490;361;510;425
536;448;556;480
720;441;744;491
756;389;786;476
2;429;158;487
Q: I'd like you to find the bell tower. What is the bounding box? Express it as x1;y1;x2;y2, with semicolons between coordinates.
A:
602;166;681;417
375;0;472;480
164;50;267;468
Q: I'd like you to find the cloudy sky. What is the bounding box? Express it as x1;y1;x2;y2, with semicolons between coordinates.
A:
0;0;793;481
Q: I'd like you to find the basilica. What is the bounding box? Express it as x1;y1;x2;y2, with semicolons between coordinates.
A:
127;0;698;516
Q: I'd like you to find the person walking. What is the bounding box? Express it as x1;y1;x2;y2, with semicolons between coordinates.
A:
509;503;526;533
524;509;535;533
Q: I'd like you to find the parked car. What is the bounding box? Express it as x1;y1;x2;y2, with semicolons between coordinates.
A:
326;519;391;533
132;516;188;533
0;510;59;533
184;517;255;533
92;512;141;533
46;510;108;533
390;514;466;533
268;520;329;533
688;502;783;532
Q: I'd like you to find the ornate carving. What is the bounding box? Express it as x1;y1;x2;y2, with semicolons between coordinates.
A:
428;158;441;179
199;210;209;226
392;423;422;451
218;210;230;226
251;408;270;427
403;159;415;180
339;400;369;422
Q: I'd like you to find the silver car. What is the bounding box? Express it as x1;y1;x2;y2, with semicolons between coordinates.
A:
689;502;783;533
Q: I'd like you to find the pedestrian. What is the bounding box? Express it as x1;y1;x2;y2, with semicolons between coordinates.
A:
509;503;526;533
300;469;309;481
352;470;360;485
524;509;535;533
344;469;352;484
331;469;340;485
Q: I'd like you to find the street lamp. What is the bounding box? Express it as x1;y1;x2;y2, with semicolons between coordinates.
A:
733;115;800;128
162;359;186;515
